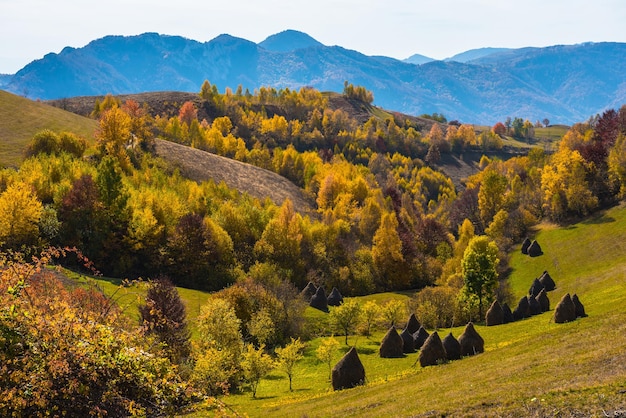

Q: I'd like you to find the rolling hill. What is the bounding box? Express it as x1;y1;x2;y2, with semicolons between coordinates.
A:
154;138;316;215
3;31;626;124
0;90;97;167
0;90;317;213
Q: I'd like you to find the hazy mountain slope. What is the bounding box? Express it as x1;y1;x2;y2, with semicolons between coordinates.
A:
7;33;262;99
445;47;511;62
5;33;626;124
472;43;626;118
0;74;11;88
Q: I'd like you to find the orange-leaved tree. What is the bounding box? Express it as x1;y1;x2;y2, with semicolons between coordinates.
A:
0;249;194;417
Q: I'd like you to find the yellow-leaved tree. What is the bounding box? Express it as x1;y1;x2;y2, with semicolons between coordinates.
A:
371;211;409;290
0;182;43;248
541;148;598;221
96;107;132;171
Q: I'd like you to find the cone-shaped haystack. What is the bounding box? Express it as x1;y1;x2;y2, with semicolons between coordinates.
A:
485;300;504;326
458;322;484;356
300;281;317;302
528;296;542;315
529;278;544;298
327;287;344;306
502;302;514;324
527;240;543;257
332;347;365;390
442;332;461;360
539;271;556;291
379;326;404;358
413;326;430;350
554;293;576;323
400;328;415;353
309;286;328;312
405;313;421;334
419;332;447;367
521;237;531;254
572;294;587;318
536;288;550;312
512;296;530;321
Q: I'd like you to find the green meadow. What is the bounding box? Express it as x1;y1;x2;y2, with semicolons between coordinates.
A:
216;203;626;417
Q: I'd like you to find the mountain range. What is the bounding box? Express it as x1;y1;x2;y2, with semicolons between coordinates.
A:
2;30;625;124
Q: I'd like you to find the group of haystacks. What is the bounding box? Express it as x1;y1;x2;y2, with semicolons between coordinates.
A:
485;267;586;325
301;282;344;311
521;237;543;257
522;239;587;324
486;270;556;326
331;314;485;391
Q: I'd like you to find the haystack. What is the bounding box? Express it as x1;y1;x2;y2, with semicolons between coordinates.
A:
332;347;365;390
572;294;587;318
528;295;542;316
400;328;415;353
485;300;504;326
521;237;531;254
413;326;430;350
529;278;544;298
419;332;447;367
512;296;530;321
379;326;404;358
300;281;317;302
309;286;328;312
554;293;576;323
458;322;484;356
527;240;543;257
442;332;461;360
405;313;421;334
536;288;550;312
327;287;344;306
502;302;514;324
538;271;556;291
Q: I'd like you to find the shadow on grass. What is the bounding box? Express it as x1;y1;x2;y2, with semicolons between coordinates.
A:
264;374;285;381
290;388;312;393
251;395;277;401
583;215;615;225
356;347;378;355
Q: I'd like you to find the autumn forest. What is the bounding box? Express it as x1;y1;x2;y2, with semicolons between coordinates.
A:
2;81;626;416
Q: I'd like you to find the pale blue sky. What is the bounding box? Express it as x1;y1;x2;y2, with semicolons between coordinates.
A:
1;0;625;74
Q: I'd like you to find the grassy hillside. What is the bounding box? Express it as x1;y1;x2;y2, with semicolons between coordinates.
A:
219;203;626;417
72;204;626;416
0;90;97;167
154;139;317;215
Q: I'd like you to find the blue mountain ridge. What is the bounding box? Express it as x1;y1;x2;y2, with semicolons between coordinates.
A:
4;31;626;124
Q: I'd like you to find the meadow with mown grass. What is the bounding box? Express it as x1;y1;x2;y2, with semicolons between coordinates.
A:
213;204;626;416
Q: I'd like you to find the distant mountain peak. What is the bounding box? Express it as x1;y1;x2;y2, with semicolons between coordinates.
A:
403;53;435;65
259;29;324;52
